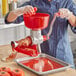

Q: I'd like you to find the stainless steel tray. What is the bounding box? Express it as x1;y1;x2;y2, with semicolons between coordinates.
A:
15;53;72;75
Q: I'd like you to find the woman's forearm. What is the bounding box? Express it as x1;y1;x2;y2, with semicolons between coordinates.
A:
7;11;18;22
6;7;24;22
68;13;76;27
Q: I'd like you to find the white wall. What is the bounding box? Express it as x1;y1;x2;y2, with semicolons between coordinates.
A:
18;0;30;6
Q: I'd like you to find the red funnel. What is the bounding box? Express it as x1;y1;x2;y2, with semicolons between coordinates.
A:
23;13;50;30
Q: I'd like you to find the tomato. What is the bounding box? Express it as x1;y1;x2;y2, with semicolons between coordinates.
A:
12;68;25;76
0;71;10;76
0;67;11;72
0;67;11;75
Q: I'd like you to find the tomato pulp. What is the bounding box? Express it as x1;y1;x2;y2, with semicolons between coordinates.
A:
19;57;64;72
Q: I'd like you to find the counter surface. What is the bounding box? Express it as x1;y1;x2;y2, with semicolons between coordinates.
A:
0;44;76;76
0;22;24;30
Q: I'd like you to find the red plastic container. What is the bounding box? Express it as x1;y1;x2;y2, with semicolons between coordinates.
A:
23;13;50;30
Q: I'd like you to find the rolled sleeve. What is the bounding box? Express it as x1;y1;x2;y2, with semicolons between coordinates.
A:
71;26;76;33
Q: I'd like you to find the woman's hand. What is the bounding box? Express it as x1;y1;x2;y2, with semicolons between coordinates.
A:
22;5;36;15
14;5;36;16
57;8;73;19
56;8;76;27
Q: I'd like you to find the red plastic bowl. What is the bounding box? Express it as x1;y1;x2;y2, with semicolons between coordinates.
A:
23;13;50;30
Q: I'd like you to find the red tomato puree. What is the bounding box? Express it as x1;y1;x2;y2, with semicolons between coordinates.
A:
19;57;64;72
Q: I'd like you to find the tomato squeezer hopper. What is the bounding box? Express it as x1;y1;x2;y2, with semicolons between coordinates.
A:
23;13;50;30
23;13;50;53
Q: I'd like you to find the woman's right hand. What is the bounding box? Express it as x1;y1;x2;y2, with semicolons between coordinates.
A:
22;5;37;16
15;5;37;16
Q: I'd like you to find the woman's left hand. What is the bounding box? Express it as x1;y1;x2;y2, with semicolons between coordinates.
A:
57;8;73;19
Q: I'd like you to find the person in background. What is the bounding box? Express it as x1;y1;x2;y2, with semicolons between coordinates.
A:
5;0;76;68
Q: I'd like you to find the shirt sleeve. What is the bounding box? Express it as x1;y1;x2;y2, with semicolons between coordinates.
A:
67;0;76;33
5;1;31;24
